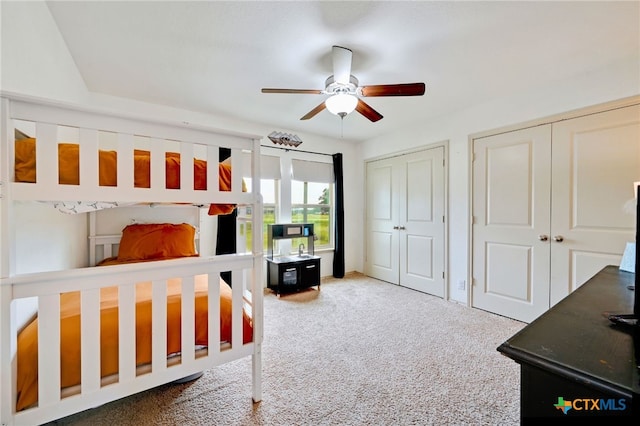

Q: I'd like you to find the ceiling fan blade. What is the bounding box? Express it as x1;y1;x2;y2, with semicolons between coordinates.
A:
300;102;327;120
355;99;383;122
262;88;323;94
332;45;352;85
360;83;426;97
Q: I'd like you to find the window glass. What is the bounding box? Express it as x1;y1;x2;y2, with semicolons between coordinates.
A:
240;178;278;252
291;180;332;249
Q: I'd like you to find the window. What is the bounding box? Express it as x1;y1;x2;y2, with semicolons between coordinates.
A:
291;159;334;251
240;154;334;255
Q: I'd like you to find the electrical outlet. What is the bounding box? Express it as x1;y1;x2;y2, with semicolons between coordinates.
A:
457;280;466;291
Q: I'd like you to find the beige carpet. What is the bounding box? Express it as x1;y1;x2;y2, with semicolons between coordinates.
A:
50;272;525;425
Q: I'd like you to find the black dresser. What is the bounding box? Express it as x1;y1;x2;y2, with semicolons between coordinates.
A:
498;265;639;423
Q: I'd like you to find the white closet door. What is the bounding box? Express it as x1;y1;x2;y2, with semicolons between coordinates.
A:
472;125;552;322
550;104;640;305
472;103;640;323
366;157;400;284
365;147;445;297
398;147;445;297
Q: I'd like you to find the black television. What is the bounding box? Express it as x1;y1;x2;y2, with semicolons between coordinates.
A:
608;184;639;326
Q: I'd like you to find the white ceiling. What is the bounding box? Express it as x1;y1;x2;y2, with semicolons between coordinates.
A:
45;1;639;143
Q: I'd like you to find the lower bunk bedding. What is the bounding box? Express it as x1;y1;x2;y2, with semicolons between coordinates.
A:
13;221;254;414
15;272;252;412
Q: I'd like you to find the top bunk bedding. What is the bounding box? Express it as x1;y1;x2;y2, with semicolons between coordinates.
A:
1;94;259;212
14;137;242;215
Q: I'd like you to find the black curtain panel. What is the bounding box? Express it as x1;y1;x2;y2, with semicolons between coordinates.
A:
332;153;345;278
216;147;234;285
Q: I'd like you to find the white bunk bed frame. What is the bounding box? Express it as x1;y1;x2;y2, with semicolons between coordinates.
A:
0;93;264;426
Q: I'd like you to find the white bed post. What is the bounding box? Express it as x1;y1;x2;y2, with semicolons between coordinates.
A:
0;96;13;426
0;97;10;279
89;212;97;266
0;285;13;426
251;138;263;403
0;97;17;280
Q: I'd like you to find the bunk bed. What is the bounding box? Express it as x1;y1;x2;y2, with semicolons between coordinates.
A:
0;93;264;425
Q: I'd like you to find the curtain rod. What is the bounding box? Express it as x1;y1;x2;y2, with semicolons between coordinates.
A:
260;144;334;157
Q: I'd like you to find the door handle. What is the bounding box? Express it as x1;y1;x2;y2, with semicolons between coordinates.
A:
553;235;564;242
538;235;549;241
399;226;406;230
393;226;399;230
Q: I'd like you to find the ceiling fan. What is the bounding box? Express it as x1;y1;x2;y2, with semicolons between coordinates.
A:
261;46;426;122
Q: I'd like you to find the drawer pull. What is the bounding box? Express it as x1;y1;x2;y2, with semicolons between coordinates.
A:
306;265;316;269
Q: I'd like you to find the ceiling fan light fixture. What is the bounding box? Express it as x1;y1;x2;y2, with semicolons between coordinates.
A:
325;93;358;117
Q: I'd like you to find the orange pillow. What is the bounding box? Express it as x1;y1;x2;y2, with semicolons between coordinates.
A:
117;223;197;261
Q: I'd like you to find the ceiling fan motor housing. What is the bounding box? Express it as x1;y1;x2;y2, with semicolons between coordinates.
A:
324;75;359;95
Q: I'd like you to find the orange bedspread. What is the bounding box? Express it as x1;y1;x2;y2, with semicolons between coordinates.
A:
14;138;237;215
15;274;253;411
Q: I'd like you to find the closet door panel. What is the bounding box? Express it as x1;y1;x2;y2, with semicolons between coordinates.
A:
399;148;444;297
472;125;552;323
405;235;433;278
365;159;399;284
550;104;640;305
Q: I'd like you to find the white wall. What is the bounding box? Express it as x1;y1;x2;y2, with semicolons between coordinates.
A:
13;202;87;273
359;56;640;303
0;1;88;102
1;2;361;277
